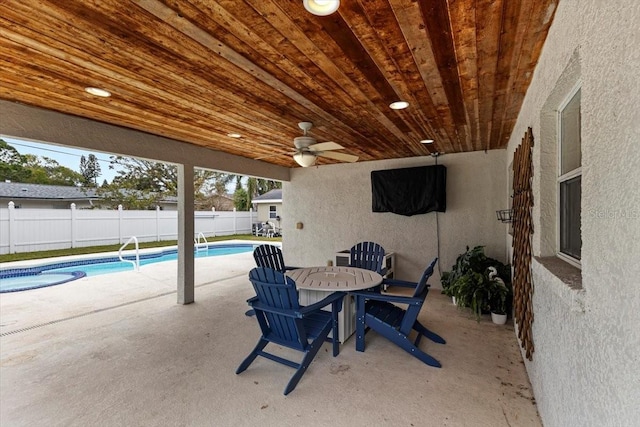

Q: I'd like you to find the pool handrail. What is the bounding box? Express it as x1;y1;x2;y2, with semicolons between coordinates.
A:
195;232;208;252
119;236;140;272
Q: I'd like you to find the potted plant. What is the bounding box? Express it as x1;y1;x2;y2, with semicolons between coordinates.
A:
441;246;487;303
452;271;492;319
441;246;511;321
441;271;457;304
487;266;510;325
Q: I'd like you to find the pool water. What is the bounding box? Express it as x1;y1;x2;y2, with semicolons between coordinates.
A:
49;244;253;276
0;272;87;292
0;243;255;293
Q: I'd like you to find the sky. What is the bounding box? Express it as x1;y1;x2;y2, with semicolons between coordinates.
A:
2;136;122;182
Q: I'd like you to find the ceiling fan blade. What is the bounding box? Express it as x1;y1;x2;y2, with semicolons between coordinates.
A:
317;151;359;163
308;141;344;152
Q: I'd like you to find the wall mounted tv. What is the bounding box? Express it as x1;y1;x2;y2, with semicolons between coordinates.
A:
371;165;446;216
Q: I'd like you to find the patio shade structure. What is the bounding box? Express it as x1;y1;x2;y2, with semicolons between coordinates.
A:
0;0;557;166
0;0;558;305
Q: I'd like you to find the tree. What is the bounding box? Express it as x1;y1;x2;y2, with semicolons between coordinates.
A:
206;172;235;196
0;139;84;186
233;176;248;210
80;154;102;187
246;177;257;205
99;156;238;210
109;156;177;194
227;177;282;210
194;171;235;210
96;187;164;210
22;154;84;186
246;177;282;206
234;187;249;211
94;154;280;211
0;139;32;182
96;156;176;209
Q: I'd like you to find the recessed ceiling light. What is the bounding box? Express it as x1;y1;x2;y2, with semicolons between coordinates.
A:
85;87;111;97
420;139;434;144
227;133;242;138
389;101;409;110
303;0;340;16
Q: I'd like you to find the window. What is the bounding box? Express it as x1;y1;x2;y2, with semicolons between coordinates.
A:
269;205;277;219
558;87;581;265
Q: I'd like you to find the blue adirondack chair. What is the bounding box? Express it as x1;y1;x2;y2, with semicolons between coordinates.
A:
246;245;300;317
349;241;387;292
236;267;345;395
253;244;298;273
349;241;387;276
351;257;446;367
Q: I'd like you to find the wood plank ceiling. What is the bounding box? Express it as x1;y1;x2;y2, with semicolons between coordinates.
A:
0;0;558;168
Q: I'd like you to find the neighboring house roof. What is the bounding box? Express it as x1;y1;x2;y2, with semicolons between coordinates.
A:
159;195;178;204
0;182;177;204
0;182;98;200
252;189;282;203
197;194;234;210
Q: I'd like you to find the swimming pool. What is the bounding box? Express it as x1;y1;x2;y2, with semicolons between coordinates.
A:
0;243;256;293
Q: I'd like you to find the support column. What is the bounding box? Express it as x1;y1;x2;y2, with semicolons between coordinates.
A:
177;163;195;304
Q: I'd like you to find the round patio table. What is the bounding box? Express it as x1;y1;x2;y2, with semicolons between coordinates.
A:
287;266;382;344
287;266;382;291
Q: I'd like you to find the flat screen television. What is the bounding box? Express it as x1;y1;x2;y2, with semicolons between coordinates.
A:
371;165;446;216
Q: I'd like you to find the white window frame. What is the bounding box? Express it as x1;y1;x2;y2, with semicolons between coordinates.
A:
269;205;277;219
556;82;582;268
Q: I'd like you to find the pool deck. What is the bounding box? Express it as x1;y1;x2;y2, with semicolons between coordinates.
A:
0;240;264;332
0;245;540;427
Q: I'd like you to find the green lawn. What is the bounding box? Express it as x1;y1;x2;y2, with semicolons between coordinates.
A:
0;234;280;263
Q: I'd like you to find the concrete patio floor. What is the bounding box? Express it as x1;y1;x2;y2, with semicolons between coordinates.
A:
1;247;540;426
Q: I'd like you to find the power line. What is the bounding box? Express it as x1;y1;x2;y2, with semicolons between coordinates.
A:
7;141;114;166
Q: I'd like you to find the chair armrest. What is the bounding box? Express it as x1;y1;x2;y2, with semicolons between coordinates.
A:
250;293;346;318
381;278;416;288
299;291;346;315
350;290;423;306
249;301;302;318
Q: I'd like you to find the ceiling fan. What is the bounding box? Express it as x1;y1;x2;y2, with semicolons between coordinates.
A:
292;122;358;167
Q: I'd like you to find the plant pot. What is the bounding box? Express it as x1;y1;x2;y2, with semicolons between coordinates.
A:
491;312;507;325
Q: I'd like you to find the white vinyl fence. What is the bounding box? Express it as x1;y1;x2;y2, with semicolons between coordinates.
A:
0;202;256;254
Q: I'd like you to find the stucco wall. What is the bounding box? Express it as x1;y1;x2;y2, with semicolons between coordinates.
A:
505;0;640;425
282;150;507;285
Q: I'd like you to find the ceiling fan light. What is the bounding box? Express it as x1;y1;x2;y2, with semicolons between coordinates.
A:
420;139;434;144
293;151;317;167
303;0;340;16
